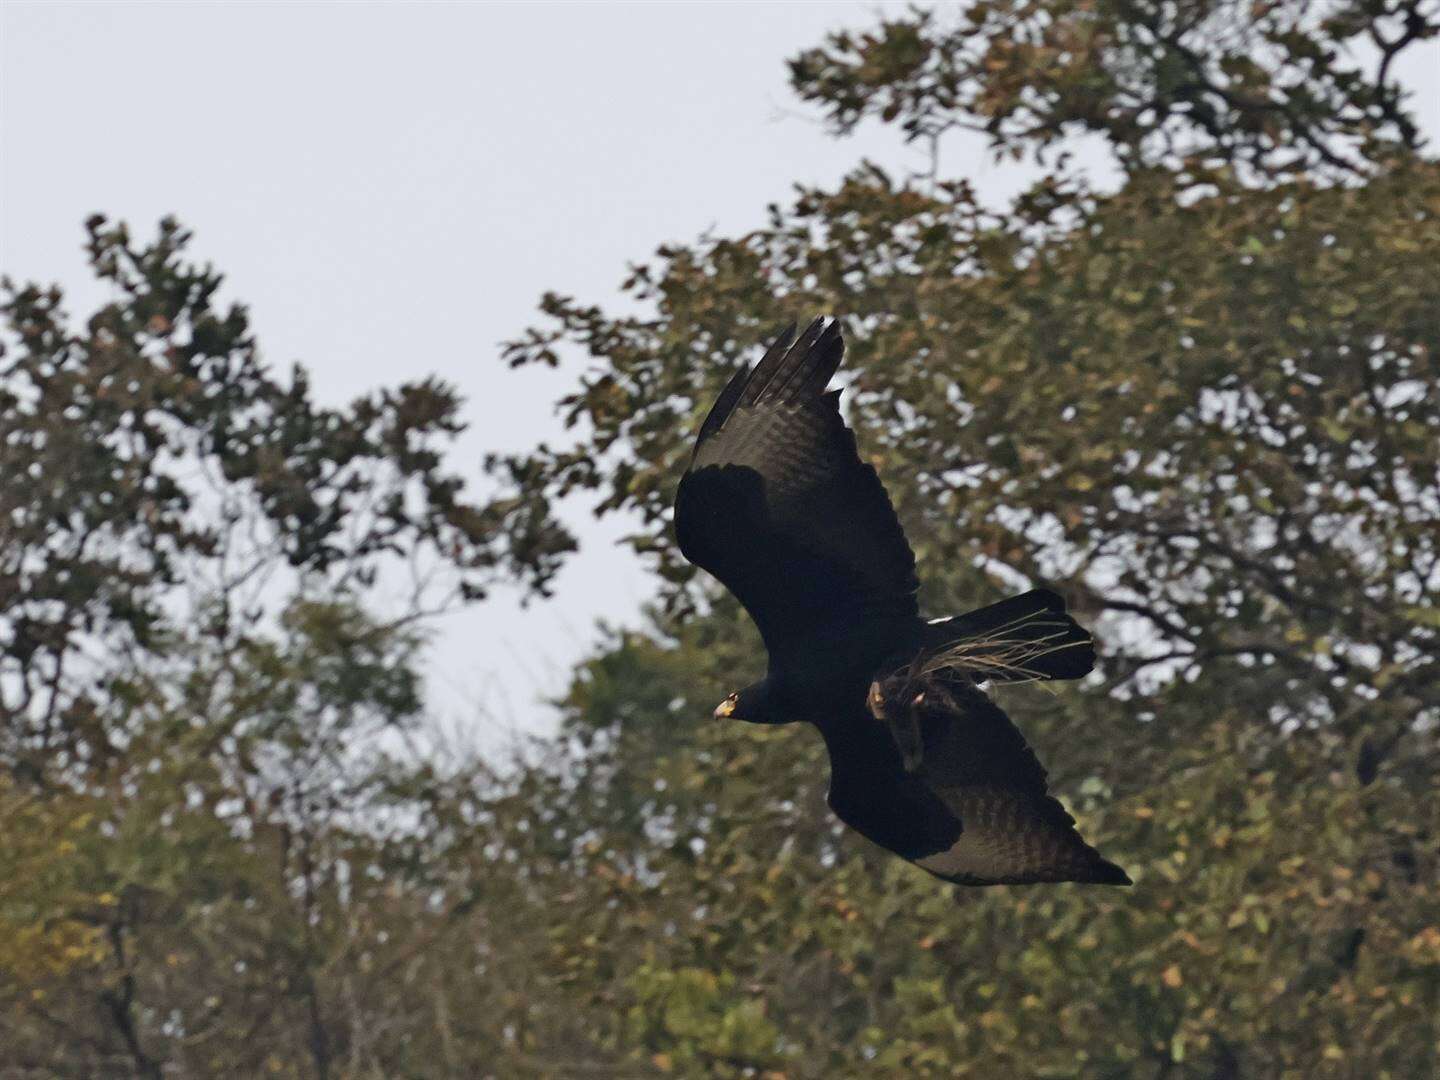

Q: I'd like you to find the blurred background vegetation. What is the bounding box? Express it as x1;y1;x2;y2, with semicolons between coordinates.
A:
2;1;1438;1076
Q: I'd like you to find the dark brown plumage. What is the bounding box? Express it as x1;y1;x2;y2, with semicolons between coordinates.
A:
674;318;1128;887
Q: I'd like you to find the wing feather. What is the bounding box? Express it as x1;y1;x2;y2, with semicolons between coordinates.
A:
908;682;1129;885
830;675;1130;886
694;322;797;450
675;319;917;653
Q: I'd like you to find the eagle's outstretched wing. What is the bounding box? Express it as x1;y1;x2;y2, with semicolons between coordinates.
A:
836;674;1130;887
673;319;919;655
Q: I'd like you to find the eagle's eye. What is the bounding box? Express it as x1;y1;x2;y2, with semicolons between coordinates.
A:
714;693;738;719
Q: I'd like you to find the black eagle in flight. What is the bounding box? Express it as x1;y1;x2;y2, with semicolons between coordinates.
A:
674;318;1129;886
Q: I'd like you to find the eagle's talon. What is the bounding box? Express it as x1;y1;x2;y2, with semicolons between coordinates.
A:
867;681;887;721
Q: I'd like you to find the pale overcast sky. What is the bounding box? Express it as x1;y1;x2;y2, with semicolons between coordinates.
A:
3;2;1437;751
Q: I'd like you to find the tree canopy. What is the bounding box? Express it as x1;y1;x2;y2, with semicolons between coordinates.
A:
3;1;1438;1076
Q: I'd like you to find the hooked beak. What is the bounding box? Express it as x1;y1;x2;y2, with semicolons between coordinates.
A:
713;694;737;719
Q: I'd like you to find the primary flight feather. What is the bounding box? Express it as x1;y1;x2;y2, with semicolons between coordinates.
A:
674;318;1128;887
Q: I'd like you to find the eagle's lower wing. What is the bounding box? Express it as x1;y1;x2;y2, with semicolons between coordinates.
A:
852;677;1130;886
673;320;919;654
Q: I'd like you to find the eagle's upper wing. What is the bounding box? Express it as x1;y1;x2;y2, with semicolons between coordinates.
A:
836;676;1129;886
673;319;919;654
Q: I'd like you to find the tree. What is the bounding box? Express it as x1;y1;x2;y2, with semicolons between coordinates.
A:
0;219;544;1075
480;1;1440;1075
3;2;1437;1075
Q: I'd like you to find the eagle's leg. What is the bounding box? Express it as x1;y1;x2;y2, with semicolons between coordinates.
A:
868;679;926;773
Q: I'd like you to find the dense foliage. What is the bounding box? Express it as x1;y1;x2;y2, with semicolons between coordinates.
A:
0;219;526;1074
3;1;1437;1076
